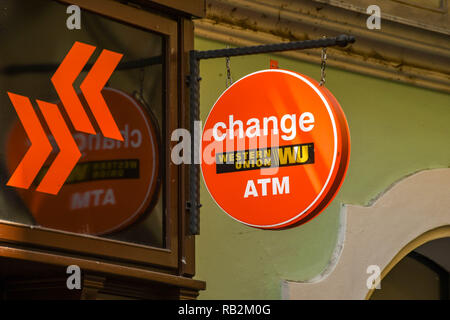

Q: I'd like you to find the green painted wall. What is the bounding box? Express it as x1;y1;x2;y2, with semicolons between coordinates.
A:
194;37;450;299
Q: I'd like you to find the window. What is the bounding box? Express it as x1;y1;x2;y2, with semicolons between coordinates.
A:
0;0;192;273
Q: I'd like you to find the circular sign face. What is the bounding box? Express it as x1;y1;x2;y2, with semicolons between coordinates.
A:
6;88;160;235
201;69;350;229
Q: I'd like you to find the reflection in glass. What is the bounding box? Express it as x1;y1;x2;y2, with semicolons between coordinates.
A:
0;0;165;248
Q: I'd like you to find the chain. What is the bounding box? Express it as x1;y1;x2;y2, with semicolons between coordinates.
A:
225;46;233;88
319;46;327;86
139;67;145;98
133;68;148;107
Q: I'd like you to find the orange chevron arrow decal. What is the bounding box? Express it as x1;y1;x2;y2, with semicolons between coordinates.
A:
6;93;52;190
35;100;81;195
51;41;96;135
6;41;124;195
80;49;124;141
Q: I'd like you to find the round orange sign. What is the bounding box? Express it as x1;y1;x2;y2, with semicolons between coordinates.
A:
201;69;350;229
6;88;160;235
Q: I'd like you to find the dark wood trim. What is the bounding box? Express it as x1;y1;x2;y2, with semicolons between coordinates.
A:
178;18;196;277
3;274;202;299
0;222;175;268
58;0;178;35
164;7;180;262
0;245;205;292
143;0;206;18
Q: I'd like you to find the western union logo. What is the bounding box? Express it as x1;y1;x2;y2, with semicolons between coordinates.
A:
216;143;314;174
35;159;140;185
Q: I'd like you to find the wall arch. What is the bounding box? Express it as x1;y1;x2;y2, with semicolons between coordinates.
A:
283;168;450;300
366;227;449;299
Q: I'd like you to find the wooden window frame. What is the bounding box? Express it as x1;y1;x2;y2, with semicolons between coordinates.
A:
0;0;189;274
138;0;206;18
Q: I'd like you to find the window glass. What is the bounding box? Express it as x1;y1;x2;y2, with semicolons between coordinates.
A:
0;0;166;248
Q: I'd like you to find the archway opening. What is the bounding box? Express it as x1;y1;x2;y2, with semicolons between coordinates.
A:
370;237;449;300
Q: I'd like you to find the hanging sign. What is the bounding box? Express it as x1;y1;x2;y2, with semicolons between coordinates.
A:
6;88;160;235
201;69;350;229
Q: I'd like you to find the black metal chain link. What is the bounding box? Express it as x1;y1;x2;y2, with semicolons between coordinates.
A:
319;47;327;86
226;54;233;88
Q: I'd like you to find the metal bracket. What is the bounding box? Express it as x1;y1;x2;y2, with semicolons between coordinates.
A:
187;34;355;235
